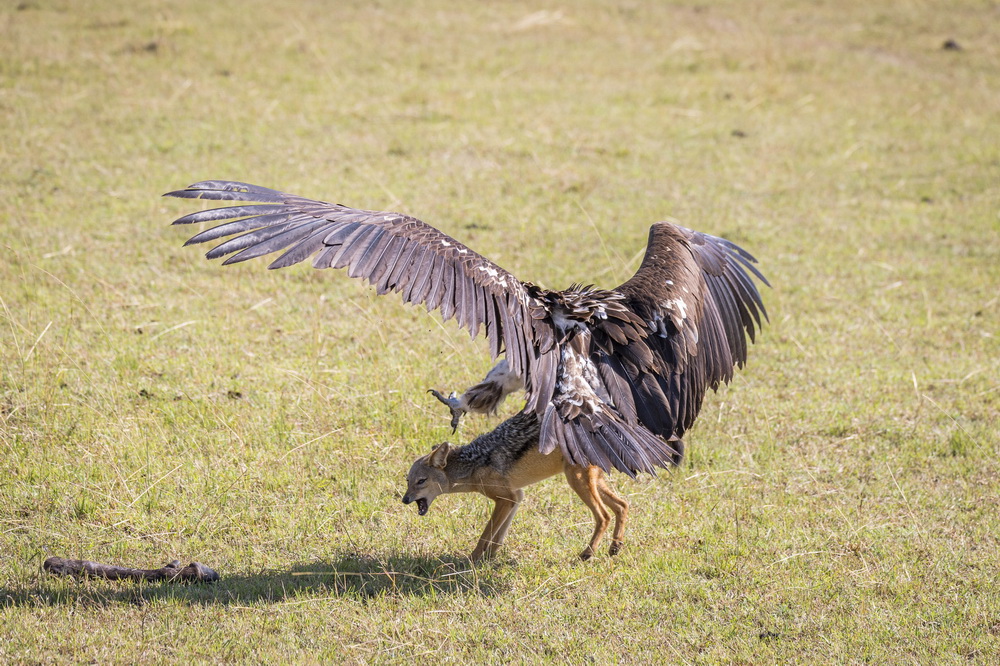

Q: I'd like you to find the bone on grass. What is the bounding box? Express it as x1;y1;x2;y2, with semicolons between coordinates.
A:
43;557;220;583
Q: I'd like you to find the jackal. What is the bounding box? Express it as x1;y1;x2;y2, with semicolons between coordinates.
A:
402;412;629;562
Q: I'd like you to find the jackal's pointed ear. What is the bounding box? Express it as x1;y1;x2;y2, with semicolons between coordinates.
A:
428;442;451;469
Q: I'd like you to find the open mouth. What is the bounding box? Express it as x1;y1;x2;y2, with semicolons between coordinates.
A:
416;498;429;516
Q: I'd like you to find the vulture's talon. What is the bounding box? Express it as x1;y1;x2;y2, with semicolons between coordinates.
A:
428;389;466;432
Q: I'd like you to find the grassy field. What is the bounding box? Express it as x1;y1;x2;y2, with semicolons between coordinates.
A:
2;0;998;662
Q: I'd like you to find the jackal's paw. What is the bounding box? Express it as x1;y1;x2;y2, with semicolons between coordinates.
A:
468;550;493;565
609;540;624;557
427;389;466;432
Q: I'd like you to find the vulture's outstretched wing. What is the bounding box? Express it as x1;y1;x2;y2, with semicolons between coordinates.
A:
595;222;769;442
165;181;550;387
166;182;768;479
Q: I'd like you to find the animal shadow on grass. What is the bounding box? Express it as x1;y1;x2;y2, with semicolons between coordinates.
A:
4;552;511;608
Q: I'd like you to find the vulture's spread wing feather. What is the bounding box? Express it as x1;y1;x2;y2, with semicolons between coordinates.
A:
165;181;543;385
609;222;769;439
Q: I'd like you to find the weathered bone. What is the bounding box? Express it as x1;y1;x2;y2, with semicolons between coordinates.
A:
43;557;220;583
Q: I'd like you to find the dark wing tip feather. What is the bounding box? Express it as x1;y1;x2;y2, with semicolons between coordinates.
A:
171;204;288;227
727;247;771;290
163;180;286;203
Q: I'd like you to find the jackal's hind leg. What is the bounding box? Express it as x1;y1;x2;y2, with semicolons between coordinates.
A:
565;465;613;561
429;360;524;432
596;476;629;556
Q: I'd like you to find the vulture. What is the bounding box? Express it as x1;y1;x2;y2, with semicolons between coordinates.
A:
166;180;768;477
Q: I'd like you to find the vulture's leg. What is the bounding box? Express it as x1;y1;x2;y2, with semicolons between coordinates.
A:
427;389;466;432
428;360;524;432
669;436;685;466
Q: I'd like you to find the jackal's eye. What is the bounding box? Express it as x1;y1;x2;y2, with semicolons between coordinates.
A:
416;478;426;486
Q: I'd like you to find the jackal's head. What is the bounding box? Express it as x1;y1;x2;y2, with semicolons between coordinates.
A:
402;442;453;516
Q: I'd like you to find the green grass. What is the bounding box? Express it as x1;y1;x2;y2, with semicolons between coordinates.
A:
2;0;999;662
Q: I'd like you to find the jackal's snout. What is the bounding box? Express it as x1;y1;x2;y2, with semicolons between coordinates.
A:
402;494;430;515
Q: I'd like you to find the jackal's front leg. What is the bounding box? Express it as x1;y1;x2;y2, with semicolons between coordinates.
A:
429;360;524;432
470;489;523;562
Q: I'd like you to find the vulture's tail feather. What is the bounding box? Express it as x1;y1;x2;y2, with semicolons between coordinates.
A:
539;405;680;478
